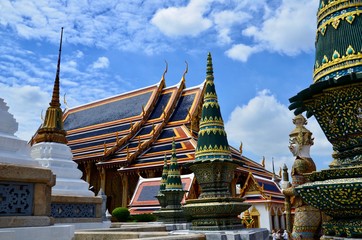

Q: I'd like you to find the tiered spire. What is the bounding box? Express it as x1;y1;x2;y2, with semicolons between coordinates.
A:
195;53;231;161
159;154;169;192
33;27;67;144
165;139;183;190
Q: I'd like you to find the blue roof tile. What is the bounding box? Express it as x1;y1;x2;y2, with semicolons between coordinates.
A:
64;91;152;130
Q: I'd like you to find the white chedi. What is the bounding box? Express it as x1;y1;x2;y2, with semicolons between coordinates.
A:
31;142;94;197
0;98;37;166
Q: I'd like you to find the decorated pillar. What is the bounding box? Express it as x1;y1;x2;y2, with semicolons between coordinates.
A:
85;161;92;184
120;173;129;208
289;3;362;237
99;167;106;193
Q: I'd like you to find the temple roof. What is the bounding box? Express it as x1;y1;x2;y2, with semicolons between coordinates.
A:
128;173;194;214
63;59;279;182
239;172;284;204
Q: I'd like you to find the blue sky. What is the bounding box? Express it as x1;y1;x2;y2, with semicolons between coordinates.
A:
0;0;333;172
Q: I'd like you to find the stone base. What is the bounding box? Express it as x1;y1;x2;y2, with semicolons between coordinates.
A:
0;163;55;228
62;221;111;230
164;222;192;231
0;224;74;240
172;228;269;240
51;195;103;223
0;216;54;228
321;236;362;240
153;208;187;223
182;197;250;230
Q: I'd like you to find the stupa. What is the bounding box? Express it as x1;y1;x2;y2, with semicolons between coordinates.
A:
30;28;103;224
182;53;250;230
0;98;55;228
154;139;186;223
289;1;362;238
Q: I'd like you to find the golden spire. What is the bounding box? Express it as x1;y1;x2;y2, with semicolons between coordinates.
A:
33;27;67;144
261;156;265;168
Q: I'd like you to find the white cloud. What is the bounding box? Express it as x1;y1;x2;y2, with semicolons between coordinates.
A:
91;57;109;69
212;10;251;45
0;0;319;60
242;0;317;56
151;0;212;37
225;90;333;171
0;84;50;141
75;50;84;58
225;44;260;62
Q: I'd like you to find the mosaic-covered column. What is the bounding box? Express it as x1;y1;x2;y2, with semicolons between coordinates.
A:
289;1;362;238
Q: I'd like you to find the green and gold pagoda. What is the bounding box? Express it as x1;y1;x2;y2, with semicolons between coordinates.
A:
289;1;362;238
182;53;250;230
155;154;168;209
154;140;186;223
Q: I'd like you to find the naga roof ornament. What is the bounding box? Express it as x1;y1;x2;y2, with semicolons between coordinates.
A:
33;27;67;144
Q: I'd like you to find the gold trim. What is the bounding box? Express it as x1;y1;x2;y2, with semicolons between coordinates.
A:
203;101;220;108
317;9;362;35
313;52;362;82
332;50;341;60
313;50;362;78
317;1;362;23
198;128;227;136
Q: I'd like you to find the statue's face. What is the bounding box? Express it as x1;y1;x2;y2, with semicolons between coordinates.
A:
289;137;299;157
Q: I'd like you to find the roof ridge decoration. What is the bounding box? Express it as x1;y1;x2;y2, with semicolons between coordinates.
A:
160;61;167;88
165;139;183;190
33;27;67;144
180;61;188;88
125;64;188;164
194;52;232;161
239;172;267;198
103;66;168;159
